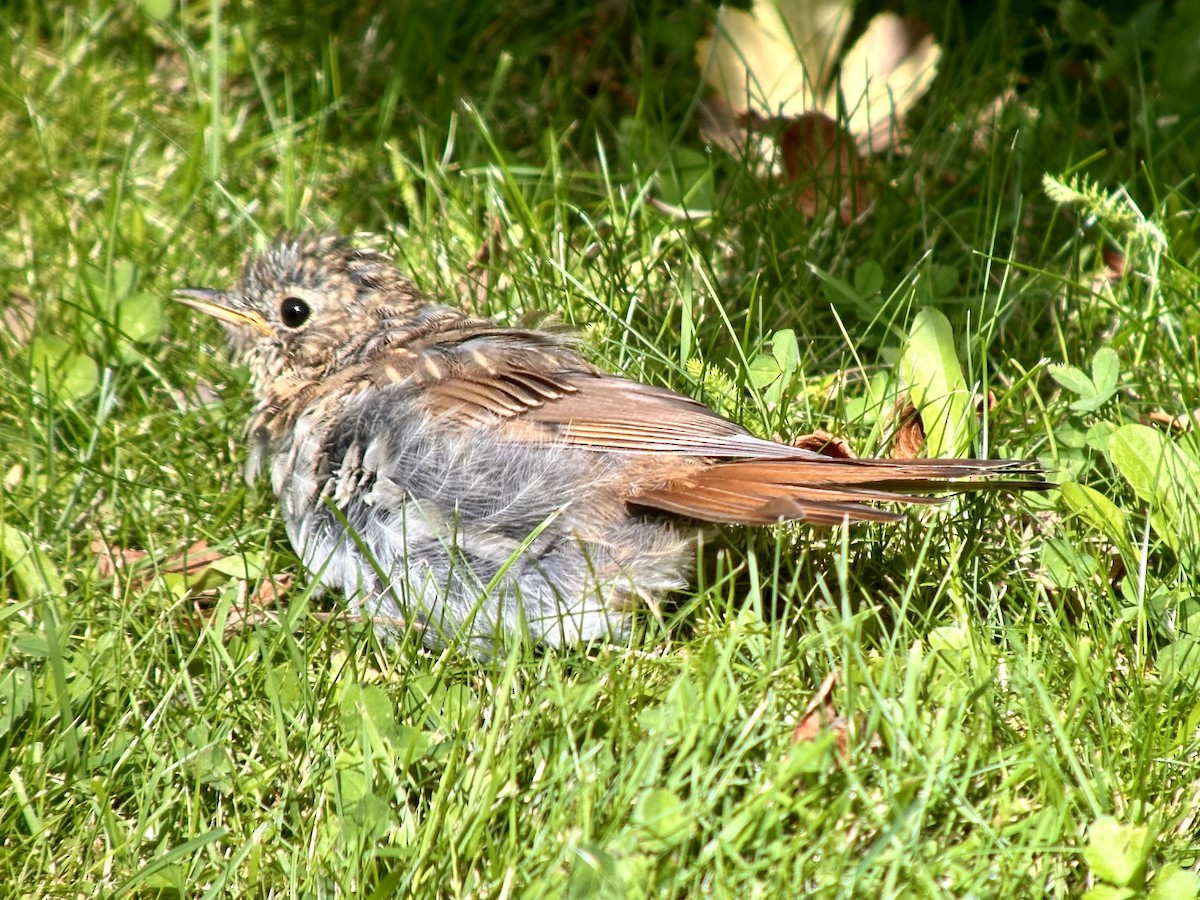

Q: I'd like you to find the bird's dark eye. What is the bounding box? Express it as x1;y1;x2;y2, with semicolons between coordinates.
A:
280;296;310;328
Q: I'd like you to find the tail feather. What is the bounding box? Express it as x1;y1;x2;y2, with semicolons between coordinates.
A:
629;456;1047;526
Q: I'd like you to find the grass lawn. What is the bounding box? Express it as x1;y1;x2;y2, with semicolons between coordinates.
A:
2;1;1199;895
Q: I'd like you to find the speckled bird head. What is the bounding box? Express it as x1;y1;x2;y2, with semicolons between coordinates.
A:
176;232;421;388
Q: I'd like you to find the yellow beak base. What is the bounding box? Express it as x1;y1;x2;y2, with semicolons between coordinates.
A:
174;289;274;337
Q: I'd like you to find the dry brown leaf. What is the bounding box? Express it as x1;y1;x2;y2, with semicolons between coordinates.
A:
1101;246;1126;280
1108;553;1127;590
93;537;297;638
1091;245;1127;295
889;398;925;460
779;112;872;224
1145;409;1198;432
889;391;995;459
791;428;856;458
4;293;36;349
456;215;506;316
217;603;275;636
213;573;293;637
249;572;293;607
92;539;224;586
792;670;848;756
696;3;938;222
160;540;223;576
92;540;149;579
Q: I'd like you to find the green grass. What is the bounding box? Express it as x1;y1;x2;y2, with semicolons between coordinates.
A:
3;1;1200;896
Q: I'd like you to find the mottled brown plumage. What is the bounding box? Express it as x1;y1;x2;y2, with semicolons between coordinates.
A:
177;232;1044;651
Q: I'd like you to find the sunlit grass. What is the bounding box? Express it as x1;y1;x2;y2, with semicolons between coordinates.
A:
1;2;1198;896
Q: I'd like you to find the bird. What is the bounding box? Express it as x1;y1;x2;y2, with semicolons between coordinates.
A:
176;232;1044;653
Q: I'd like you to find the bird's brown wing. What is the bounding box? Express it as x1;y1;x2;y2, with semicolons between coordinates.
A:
405;334;1044;525
403;329;786;454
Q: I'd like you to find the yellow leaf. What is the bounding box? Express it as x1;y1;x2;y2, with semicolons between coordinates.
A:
696;2;940;156
696;0;853;119
834;13;941;153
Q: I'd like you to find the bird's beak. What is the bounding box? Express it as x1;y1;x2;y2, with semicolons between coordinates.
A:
174;288;274;337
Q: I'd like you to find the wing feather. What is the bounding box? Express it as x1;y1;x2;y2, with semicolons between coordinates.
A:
399;333;1045;526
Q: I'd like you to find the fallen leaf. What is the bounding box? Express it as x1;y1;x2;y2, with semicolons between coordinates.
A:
697;96;778;173
696;0;849;120
92;540;149;579
250;572;293;607
889;390;995;459
160;540;223;576
779;112;872;224
696;1;940;153
1145;409;1197;432
3;293;36;349
1100;245;1126;279
889;397;926;459
792;670;848;755
836;14;939;154
213;572;293;637
456;215;506;316
92;539;225;588
791;428;856;458
92;538;296;638
1091;244;1128;295
1108;553;1127;590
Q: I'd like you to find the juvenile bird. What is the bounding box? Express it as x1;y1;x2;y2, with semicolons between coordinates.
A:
177;233;1042;652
